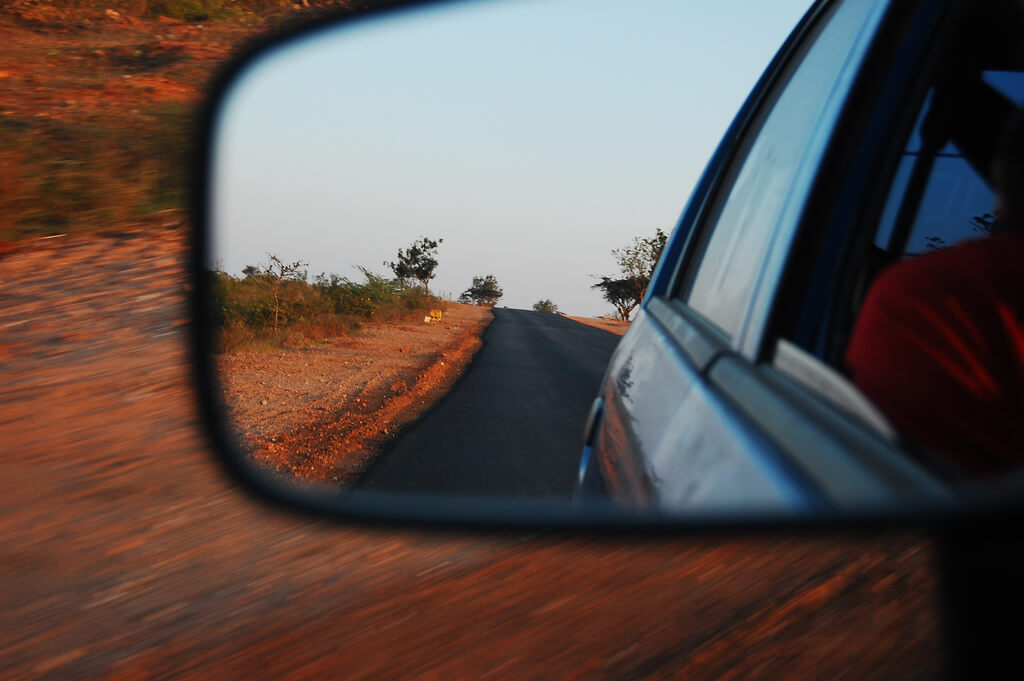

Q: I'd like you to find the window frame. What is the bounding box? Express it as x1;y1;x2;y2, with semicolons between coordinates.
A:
652;0;836;319
765;0;969;368
743;0;973;482
664;0;891;350
875;70;1023;262
658;0;972;491
640;0;846;374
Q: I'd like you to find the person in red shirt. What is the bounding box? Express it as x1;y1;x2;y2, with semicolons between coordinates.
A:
845;106;1024;478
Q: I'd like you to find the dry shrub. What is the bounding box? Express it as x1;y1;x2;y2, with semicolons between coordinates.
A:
211;268;442;353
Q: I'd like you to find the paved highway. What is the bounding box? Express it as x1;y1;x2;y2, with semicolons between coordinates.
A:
356;308;622;498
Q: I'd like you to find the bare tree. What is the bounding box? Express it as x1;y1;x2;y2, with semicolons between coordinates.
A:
256;253;308;331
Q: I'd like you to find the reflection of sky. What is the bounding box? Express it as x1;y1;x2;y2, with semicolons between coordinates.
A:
876;71;1024;255
212;0;813;316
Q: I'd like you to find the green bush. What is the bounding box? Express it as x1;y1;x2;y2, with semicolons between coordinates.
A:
533;299;559;314
212;264;442;353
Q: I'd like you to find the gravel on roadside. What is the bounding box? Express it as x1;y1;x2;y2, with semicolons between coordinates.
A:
216;304;492;486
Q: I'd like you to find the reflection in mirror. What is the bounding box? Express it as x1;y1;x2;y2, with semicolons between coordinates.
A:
206;0;814;508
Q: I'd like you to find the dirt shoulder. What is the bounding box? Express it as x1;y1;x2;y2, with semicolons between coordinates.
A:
217;303;492;485
568;315;629;336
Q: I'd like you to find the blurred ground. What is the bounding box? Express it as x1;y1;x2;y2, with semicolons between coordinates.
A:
0;229;943;680
0;2;944;679
0;0;273;241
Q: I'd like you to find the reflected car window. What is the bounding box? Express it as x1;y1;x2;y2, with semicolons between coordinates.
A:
874;71;1024;256
686;0;883;338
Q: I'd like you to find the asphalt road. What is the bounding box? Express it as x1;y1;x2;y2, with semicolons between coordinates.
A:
356;308;622;498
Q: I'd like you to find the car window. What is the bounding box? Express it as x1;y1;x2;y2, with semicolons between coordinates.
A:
683;0;885;339
874;71;1024;257
834;6;1024;478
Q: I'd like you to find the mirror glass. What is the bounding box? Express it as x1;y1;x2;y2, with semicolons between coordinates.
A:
207;0;979;517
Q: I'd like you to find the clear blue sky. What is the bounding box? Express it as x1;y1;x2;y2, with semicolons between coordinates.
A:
212;0;814;316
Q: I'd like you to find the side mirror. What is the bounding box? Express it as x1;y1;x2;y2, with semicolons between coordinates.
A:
191;0;1024;528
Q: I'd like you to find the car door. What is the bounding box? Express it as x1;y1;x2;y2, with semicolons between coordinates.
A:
584;0;957;513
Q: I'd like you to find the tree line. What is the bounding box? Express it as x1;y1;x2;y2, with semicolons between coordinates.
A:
210;227;667;352
377;231;671;321
210;236;511;352
385;237;505;306
210;255;435;352
386;231;671;321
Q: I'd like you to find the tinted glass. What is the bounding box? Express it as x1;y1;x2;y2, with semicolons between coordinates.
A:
874;71;1024;256
686;0;883;338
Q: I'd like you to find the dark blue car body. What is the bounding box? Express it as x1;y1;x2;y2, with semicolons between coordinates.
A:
577;0;1024;513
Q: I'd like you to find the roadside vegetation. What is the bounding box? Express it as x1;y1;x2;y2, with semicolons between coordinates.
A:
592;228;668;321
0;0;365;242
0;101;194;240
17;0;359;24
3;0;662;325
460;274;503;306
532;299;558;314
211;253;443;353
385;236;443;294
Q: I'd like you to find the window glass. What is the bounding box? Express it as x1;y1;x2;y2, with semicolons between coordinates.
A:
686;0;883;338
874;71;1024;256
